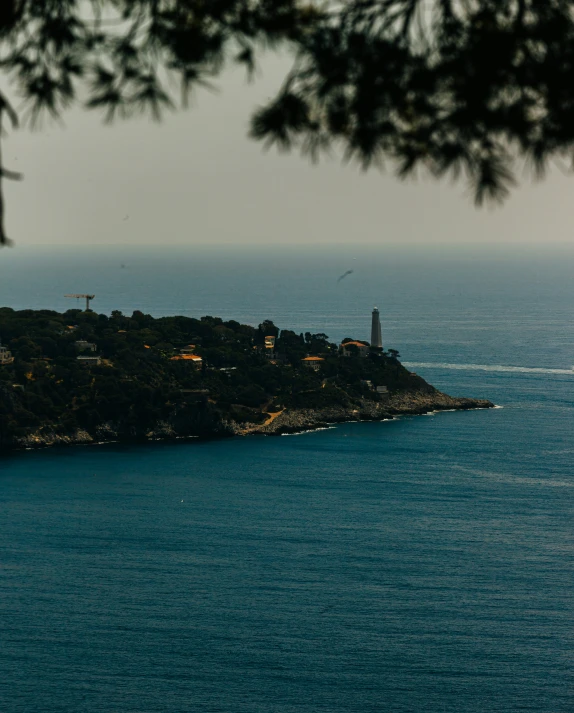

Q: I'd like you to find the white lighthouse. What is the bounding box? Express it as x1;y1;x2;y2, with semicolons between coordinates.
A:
370;307;382;349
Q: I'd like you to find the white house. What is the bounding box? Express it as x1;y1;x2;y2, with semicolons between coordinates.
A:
77;355;102;366
75;340;97;352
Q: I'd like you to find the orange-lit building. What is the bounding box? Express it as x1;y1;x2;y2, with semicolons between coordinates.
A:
301;356;324;372
340;341;370;358
170;354;202;365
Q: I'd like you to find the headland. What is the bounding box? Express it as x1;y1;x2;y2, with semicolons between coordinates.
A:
0;307;493;450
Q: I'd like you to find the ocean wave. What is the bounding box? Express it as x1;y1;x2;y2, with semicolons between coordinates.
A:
403;361;574;376
451;464;574;488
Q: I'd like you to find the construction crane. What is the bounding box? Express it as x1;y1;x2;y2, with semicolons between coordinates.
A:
65;294;95;311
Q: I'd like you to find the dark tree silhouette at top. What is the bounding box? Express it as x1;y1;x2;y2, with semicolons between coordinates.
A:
1;1;574;245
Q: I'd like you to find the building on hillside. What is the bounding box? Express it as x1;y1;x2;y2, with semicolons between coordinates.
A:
301;356;324;371
371;307;383;349
77;355;102;366
340;341;370;358
75;340;97;352
360;380;388;396
264;336;276;359
170;354;203;366
0;345;14;365
179;344;196;355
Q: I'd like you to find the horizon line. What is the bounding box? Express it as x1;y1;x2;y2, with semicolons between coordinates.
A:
7;241;574;251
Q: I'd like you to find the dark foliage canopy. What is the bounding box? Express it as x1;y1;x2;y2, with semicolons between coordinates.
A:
1;1;573;244
0;306;419;444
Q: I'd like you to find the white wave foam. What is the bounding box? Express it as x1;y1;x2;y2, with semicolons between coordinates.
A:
403;361;574;376
280;426;336;436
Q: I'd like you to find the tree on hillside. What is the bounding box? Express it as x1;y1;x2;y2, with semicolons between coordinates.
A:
1;1;574;246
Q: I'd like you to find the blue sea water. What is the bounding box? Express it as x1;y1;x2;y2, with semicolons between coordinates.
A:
0;246;573;712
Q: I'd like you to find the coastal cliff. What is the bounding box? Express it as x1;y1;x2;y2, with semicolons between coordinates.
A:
0;307;494;450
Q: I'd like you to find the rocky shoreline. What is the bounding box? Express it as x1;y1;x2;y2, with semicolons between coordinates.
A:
228;390;495;436
5;391;494;451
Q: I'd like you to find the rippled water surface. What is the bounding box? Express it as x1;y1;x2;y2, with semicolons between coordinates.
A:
0;247;573;712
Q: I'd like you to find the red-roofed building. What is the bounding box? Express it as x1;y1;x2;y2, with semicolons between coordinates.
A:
302;356;324;372
170;354;203;365
340;341;370;358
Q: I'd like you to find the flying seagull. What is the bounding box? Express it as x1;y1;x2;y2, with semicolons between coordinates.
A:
337;269;354;284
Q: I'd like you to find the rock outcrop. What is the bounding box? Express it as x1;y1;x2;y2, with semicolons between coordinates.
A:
226;391;494;436
7;392;493;450
16;429;95;448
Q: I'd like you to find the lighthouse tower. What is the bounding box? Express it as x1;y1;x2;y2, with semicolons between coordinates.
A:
370;307;383;349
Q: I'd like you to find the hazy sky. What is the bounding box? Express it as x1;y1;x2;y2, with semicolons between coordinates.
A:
4;53;574;249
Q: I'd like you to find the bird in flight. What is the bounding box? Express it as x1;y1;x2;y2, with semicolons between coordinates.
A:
337;269;354;284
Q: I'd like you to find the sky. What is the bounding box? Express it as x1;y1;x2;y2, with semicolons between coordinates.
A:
4;52;574;250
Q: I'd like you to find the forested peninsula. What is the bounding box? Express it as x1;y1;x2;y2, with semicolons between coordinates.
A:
0;308;493;449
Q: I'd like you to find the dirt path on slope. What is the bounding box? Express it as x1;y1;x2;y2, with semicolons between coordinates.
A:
239;410;285;435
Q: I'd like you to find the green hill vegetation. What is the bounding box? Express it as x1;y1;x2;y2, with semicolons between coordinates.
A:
0;307;435;447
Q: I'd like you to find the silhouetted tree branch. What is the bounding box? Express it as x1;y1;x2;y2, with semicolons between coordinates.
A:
0;91;20;245
1;1;574;245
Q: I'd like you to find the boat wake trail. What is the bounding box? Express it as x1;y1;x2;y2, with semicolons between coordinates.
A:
403;362;574;376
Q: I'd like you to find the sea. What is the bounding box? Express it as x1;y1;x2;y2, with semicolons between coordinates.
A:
0;245;573;713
